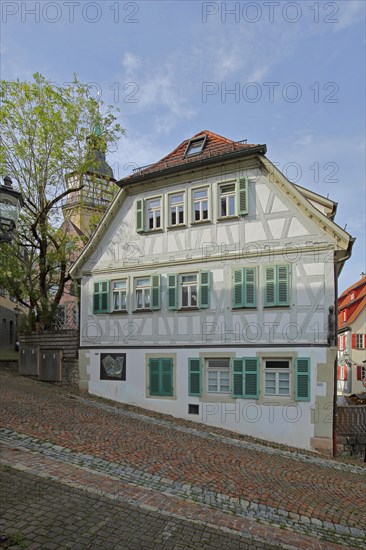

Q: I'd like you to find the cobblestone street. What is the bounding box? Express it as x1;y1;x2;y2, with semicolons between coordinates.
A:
1;367;365;549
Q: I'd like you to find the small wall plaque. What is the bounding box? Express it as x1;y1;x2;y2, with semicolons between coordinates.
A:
100;353;126;381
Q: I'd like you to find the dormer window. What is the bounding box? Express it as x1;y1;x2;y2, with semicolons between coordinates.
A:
184;135;207;157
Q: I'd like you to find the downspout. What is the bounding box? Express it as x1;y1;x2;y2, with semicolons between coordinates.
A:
332;262;339;458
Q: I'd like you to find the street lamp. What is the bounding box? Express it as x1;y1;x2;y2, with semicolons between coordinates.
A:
0;176;23;242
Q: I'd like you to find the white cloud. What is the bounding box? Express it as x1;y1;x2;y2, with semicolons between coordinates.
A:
119;52;196;134
122;52;141;74
335;0;365;31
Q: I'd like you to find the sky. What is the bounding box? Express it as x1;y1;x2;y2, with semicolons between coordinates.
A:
1;0;365;293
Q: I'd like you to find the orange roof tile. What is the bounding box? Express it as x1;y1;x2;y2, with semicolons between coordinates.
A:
339;275;366;299
338;295;366;328
120;130;264;184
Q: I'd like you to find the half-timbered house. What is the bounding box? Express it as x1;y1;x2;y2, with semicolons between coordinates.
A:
70;130;353;452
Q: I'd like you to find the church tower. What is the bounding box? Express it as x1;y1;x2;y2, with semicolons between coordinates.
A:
62;130;118;236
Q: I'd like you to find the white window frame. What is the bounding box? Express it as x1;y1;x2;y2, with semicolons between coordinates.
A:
356;334;364;349
180;273;198;309
206;358;231;394
146;196;163;231
134;277;151;310
264;359;291;397
167;190;186;227
218;181;236;218
111;279;128;312
191;186;210;223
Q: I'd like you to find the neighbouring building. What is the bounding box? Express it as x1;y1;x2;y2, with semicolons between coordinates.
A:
70;130;354;453
337;274;366;394
0;288;27;349
58;133;118;329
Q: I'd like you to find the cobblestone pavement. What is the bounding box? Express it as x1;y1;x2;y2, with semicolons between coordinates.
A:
1;466;280;550
1;369;366;549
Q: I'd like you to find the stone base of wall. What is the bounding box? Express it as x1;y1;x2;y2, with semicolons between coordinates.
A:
311;436;333;456
62;360;79;387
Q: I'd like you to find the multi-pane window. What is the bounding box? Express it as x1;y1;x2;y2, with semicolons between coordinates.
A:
264;360;290;396
207;358;230;393
112;280;127;311
192;188;209;222
356;334;365;348
135;277;151;309
134;275;161;311
219;183;236;217
169;193;185;226
147;198;162;230
181;274;198;308
168;271;210;310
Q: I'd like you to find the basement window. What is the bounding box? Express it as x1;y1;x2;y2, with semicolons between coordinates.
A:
188;404;199;415
184;135;207;157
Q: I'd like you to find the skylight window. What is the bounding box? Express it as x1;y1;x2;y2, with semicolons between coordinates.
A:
184;135;207;157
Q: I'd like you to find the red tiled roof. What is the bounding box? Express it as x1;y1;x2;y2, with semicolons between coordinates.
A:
121;131;263;183
339;275;366;299
339;295;366;328
338;276;366;328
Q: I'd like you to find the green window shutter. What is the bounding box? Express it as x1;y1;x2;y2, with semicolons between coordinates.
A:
199;270;210;309
295;358;310;402
161;359;173;396
243;358;259;399
237;177;248;215
93;281;109;313
149;359;160;395
136;199;144;232
244;267;256;307
167;273;177;310
277;265;289;306
188;358;202;396
151;274;161;310
93;283;100;312
233;268;243;308
232;358;244;398
264;266;276;307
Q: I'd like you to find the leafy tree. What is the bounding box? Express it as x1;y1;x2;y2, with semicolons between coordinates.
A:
0;73;124;327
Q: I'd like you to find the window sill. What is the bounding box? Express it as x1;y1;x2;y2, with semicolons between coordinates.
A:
191;220;211;226
142;228;164;235
263;305;290;309
167;224;187;231
232;306;257;310
132;308;153;313
217;215;239;222
110;310;129;314
147;394;176;400
178;307;200;311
